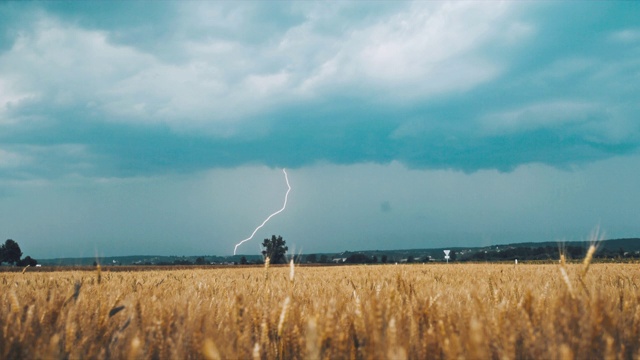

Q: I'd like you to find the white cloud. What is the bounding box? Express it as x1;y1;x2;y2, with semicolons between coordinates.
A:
294;2;520;101
502;21;536;45
0;79;35;125
0;16;155;126
535;57;597;81
0;148;30;168
0;144;95;180
610;28;640;43
0;16;254;133
356;3;501;79
480;100;640;145
581;107;640;145
481;101;601;134
0;3;533;136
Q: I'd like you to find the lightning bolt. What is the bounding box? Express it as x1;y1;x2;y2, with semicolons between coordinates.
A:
233;168;291;255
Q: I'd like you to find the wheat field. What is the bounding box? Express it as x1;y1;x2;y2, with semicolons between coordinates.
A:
2;261;640;359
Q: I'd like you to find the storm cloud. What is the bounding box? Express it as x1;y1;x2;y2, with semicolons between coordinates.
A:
1;2;639;257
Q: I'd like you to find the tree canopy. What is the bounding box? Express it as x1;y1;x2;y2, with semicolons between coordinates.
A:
1;239;38;266
1;239;23;265
17;256;38;267
261;235;288;264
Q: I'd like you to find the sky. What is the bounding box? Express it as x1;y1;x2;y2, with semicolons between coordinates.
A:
1;1;639;259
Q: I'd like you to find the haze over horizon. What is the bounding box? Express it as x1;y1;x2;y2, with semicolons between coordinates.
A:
1;2;639;259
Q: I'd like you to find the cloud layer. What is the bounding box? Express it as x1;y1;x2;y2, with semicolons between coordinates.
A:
1;1;639;180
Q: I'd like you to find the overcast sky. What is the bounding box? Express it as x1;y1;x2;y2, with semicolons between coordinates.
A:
1;1;639;258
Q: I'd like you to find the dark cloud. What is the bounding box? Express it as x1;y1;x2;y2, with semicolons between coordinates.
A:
1;1;639;181
2;2;640;259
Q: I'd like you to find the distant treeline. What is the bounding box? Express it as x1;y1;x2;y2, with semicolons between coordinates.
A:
458;245;635;262
36;238;640;266
77;245;640;266
305;239;640;264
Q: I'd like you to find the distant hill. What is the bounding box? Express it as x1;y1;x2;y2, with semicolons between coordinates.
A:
309;238;640;263
496;238;640;252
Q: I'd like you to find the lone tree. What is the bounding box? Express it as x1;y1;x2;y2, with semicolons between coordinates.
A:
1;239;23;265
17;256;38;267
261;235;288;264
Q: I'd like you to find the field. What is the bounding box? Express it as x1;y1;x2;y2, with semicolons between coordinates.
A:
2;261;640;359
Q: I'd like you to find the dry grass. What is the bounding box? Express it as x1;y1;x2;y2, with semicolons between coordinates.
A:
2;262;640;359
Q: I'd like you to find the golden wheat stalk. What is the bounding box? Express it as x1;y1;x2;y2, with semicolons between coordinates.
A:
582;226;604;277
581;244;596;278
289;258;295;282
277;296;291;338
559;266;575;298
202;339;221;360
264;256;270;281
305;317;320;360
96;263;102;284
252;343;261;360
